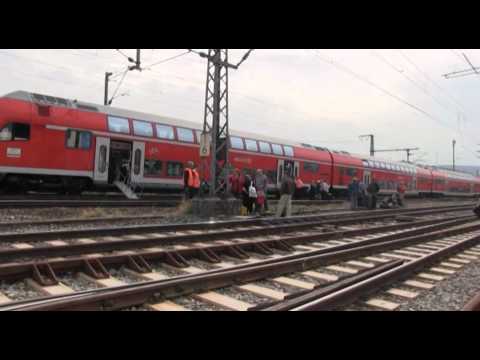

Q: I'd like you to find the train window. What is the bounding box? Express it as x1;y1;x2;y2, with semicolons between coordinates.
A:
259;141;272;154
144;159;163;176
245;139;258;152
195;130;202;143
108;116;130;134
156;125;175;140
134;149;141;175
167;162;184;177
177;128;194;143
304;162;320;173
346;168;357;177
0;123;30;141
0;124;12;141
271;144;284;156
230;136;245;150
66;130;91;149
133;120;153;137
79;132;91;149
362;160;369;168
283;146;294;157
66;130;77;148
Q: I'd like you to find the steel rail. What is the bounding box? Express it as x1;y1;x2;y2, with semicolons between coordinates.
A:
0;213;474;265
5;219;480;311
291;232;480;311
0;204;472;245
462;292;480;311
0;215;473;281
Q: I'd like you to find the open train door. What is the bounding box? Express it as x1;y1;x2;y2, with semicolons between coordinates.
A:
131;141;145;184
94;137;110;183
363;170;371;186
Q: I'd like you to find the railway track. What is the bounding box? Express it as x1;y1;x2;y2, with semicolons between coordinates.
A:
0;204;477;310
0;202;473;233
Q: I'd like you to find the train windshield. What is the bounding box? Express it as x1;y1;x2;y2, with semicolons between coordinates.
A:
0;124;12;140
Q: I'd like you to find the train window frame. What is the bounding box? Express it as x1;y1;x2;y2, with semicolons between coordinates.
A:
245;139;258;152
65;129;91;150
167;162;184;177
259;141;272;154
108;116;130;134
155;124;175;140
230;136;245;150
176;127;195;143
144;159;163;177
132;120;154;138
283;145;294;157
271;144;284;156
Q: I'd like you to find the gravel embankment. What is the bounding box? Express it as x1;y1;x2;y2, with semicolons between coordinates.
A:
396;259;480;311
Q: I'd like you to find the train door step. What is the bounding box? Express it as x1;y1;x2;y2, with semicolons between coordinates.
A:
114;181;139;200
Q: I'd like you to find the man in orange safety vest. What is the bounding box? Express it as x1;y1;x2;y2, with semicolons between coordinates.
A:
184;161;201;199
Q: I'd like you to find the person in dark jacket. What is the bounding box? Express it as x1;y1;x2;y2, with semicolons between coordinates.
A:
348;177;360;210
242;174;255;214
276;173;295;217
367;178;380;210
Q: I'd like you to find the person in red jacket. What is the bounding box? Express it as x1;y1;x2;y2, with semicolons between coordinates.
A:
229;168;244;199
397;181;406;207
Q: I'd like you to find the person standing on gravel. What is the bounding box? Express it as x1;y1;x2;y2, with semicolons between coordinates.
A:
254;169;268;215
348;177;360;210
184;161;200;200
276;172;295;217
367;178;380;210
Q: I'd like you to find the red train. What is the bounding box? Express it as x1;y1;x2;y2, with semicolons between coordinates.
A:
1;90;479;197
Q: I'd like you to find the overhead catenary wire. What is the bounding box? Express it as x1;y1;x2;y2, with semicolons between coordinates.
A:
143;50;193;70
370;50;457;116
397;50;469;117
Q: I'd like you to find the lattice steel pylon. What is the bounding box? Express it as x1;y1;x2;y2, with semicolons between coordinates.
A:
202;49;231;197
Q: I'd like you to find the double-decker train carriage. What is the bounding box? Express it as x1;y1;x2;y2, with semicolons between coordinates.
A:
1;90;479;198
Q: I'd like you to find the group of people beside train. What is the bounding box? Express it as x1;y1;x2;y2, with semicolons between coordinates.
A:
348;177;406;210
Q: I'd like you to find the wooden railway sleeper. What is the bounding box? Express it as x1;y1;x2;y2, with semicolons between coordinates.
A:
197;248;221;264
227;245;249;259
31;263;59;286
164;252;189;268
126;255;152;274
253;243;274;255
83;259;110;279
272;240;295;252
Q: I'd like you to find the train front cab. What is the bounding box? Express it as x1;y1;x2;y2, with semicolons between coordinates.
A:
0;96;34;189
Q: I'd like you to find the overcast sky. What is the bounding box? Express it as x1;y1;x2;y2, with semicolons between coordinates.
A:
1;49;479;166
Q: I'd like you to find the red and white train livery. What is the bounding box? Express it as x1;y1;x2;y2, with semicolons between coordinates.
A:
0;90;479;196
